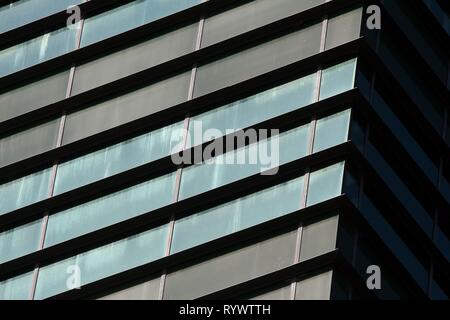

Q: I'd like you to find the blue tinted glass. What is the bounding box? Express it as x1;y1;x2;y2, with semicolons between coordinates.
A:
319;59;356;100
0;168;51;215
45;172;176;247
0;25;78;77
188;73;316;147
172;176;303;253
35;224;169;299
81;0;201;47
179;124;310;200
0;271;33;300
54;121;184;194
0;0;82;33
306;162;344;206
0;219;42;263
313;109;351;153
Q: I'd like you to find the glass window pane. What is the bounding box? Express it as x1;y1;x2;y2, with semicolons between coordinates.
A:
0;70;70;122
295;270;333;300
179;124;310;200
188;72;316;147
299;215;339;261
194;22;322;97
0;25;78;77
35;224;169;300
163;230;297;299
80;0;201;47
45;172;176;247
172;176;303;253
54;121;184;195
325;8;363;50
72;24;197;95
202;0;324;47
313;109;351;153
0;118;60;168
0;271;33;300
248;285;292;300
319;59;356;100
62;72;191;144
97;277;161;300
306;162;345;207
0;219;42;263
0;0;82;33
0;167;51;215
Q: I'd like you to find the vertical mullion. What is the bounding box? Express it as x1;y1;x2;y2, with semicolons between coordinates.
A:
158;16;205;300
290;16;328;300
29;14;85;301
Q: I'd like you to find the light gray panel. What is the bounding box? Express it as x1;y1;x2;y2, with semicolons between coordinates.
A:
299;215;338;262
72;24;198;95
0;119;60;167
62;72;190;145
325;8;363;50
194;22;322;97
98;277;160;300
202;0;324;47
295;271;333;300
163;230;298;300
249;285;292;300
0;71;70;122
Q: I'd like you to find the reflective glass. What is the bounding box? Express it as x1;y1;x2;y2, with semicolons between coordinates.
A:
0;25;78;77
0;0;81;33
306;162;344;206
171;176;304;253
313;109;351;153
0;219;42;263
45;172;176;247
0;271;33;300
179;124;310;200
188;73;316;147
81;0;201;47
319;59;356;100
35;224;169;299
54;121;184;194
0;167;51;215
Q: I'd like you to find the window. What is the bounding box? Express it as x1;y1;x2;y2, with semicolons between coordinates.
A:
295;271;333;300
299;215;339;261
194;22;322;97
97;277;161;300
62;72;191;144
0;25;78;77
172;177;304;253
54;121;184;195
72;24;198;95
306;162;345;207
0;0;82;33
319;59;356;100
325;8;363;50
313;109;351;153
45;172;176;248
0;118;60;168
80;0;201;47
201;0;324;47
163;230;298;299
188;72;316;147
0;219;42;263
35;224;169;299
0;167;51;215
179;123;310;200
0;70;70;122
0;271;33;300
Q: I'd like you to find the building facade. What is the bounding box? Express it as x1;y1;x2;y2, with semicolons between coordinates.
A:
0;0;448;300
